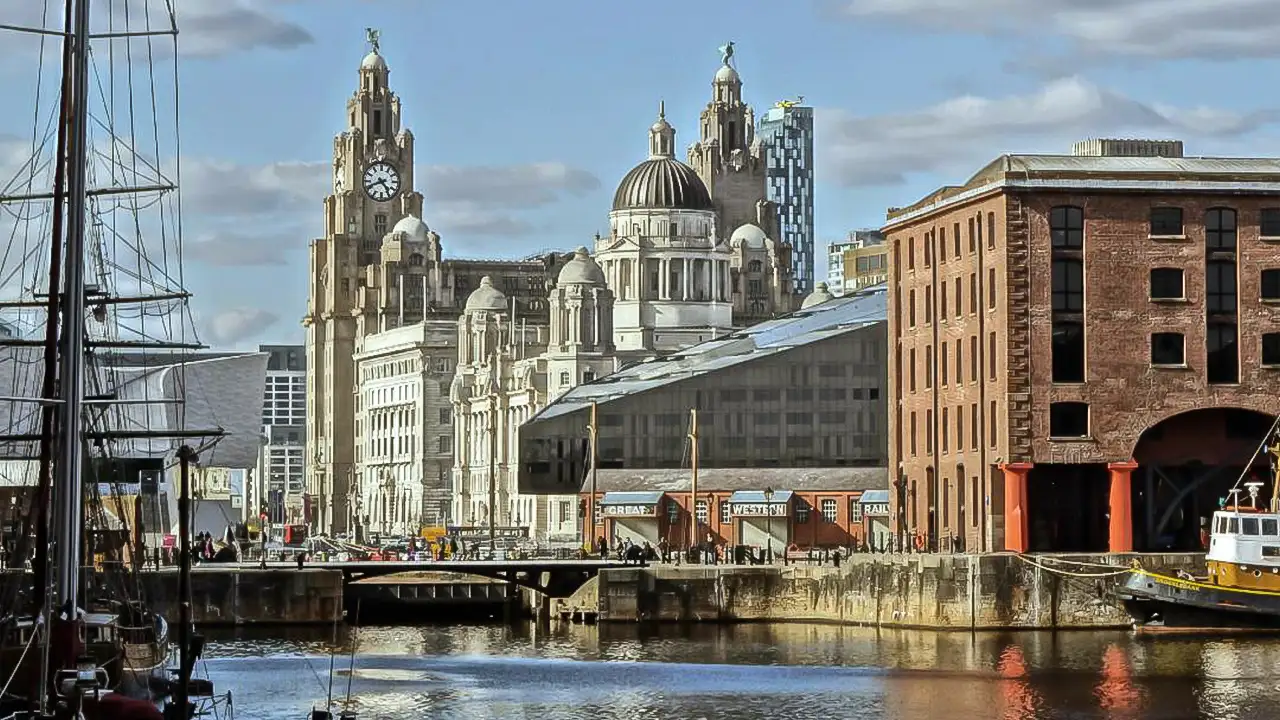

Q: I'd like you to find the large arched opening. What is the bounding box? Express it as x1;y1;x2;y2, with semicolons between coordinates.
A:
1130;407;1274;552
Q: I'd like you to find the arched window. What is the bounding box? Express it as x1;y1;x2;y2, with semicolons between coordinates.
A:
408;253;424;266
747;260;763;273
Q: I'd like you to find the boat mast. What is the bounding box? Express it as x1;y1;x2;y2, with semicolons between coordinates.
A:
52;0;93;619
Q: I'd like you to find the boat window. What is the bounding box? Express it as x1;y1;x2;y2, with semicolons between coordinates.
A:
1216;515;1227;534
1264;546;1280;558
1264;519;1279;536
1243;517;1261;535
1229;517;1240;534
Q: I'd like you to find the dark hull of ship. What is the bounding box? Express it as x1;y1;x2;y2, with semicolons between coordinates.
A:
1117;570;1280;631
0;619;169;704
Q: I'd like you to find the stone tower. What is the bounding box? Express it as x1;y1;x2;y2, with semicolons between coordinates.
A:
303;32;423;535
687;45;777;241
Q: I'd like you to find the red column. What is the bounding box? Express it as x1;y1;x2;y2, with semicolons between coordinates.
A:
999;463;1033;553
1108;460;1138;553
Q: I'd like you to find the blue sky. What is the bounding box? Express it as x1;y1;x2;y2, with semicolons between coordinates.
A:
4;0;1280;349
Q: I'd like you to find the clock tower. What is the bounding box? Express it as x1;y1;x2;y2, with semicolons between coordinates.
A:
304;30;423;535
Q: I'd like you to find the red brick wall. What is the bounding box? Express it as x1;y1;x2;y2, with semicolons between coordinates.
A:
580;490;867;551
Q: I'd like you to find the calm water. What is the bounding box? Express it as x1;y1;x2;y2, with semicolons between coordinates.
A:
198;623;1280;719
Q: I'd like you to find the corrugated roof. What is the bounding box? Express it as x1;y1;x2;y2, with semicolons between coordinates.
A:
859;489;890;504
586;467;887;494
526;285;887;423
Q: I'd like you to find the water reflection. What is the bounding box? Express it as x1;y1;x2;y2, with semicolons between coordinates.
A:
200;624;1280;719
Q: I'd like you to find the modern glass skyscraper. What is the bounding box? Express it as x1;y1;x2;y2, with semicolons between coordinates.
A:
759;103;815;293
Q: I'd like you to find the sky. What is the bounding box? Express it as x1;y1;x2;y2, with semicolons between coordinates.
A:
4;0;1280;350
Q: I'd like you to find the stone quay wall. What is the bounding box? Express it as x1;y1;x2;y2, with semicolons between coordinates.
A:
137;568;344;626
593;552;1204;630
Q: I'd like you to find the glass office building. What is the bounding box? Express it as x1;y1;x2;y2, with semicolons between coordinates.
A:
759;104;815;293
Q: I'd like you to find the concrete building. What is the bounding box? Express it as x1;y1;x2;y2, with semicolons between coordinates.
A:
352;320;456;538
517;287;889;517
827;230;886;296
759;101;815;294
255;344;306;523
884;138;1280;555
303;36;567;536
449;65;803;548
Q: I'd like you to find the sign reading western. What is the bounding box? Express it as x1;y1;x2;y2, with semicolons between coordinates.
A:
602;504;658;517
731;502;788;517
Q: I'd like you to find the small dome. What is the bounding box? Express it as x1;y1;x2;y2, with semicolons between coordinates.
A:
730;223;768;248
715;65;740;84
650;115;672;134
557;247;606;286
391;215;430;242
361;51;387;71
801;282;835;309
612;158;713;212
464;276;507;314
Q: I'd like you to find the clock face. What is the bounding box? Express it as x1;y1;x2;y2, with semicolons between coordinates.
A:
362;161;401;202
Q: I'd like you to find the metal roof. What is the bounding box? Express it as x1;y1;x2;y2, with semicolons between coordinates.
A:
585;467;887;494
728;490;795;504
1001;154;1280;176
859;489;890;504
527;285;888;423
600;491;664;506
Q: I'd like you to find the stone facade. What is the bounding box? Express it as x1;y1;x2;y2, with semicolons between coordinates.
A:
884;139;1280;556
303;42;566;536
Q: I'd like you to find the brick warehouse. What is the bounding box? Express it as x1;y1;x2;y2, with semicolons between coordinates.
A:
884;138;1280;555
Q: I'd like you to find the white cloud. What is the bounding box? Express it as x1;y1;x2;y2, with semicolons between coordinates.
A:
179;158;601;264
837;0;1280;60
204;307;279;348
1;0;312;60
815;76;1279;187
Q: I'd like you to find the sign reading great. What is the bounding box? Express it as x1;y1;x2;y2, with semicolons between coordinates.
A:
602;504;658;518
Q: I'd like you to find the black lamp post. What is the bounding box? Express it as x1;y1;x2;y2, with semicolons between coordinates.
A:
764;486;774;564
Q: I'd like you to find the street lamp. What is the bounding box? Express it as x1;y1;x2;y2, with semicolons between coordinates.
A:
764;486;774;564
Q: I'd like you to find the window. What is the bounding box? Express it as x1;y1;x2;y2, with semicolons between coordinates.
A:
909;348;917;392
1150;207;1183;236
941;342;949;385
1149;268;1185;300
956;405;964;451
926;409;933;452
437;435;452;453
988;332;997;380
968;218;976;254
851;499;863;522
583;370;596;383
1206;261;1237;313
989;400;997;446
970;402;979;451
1049;402;1089;438
925;287;933;322
954;277;962;319
953;222;961;257
1206;208;1237;250
942;407;949;452
1052;260;1084;312
1207;323;1239;384
559;371;571;385
909;290;916;326
969;335;977;382
821;499;838;523
666;500;679;524
1050;206;1084;248
1052;322;1085;383
988;267;996;309
987;211;996;249
1264;333;1280;366
1262;270;1280;300
908;237;915;269
910;412;918;456
439;407;451;424
720;500;731;523
939;227;946;263
796;504;810;524
941;283;948;318
695;500;708;525
1151;332;1185;366
969;273;977;313
925;346;933;388
1262;209;1280;238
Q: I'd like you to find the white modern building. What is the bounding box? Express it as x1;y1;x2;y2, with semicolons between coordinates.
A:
826;229;885;296
254;344;306;523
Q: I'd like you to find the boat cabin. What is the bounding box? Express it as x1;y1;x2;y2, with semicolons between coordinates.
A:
1206;509;1280;566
